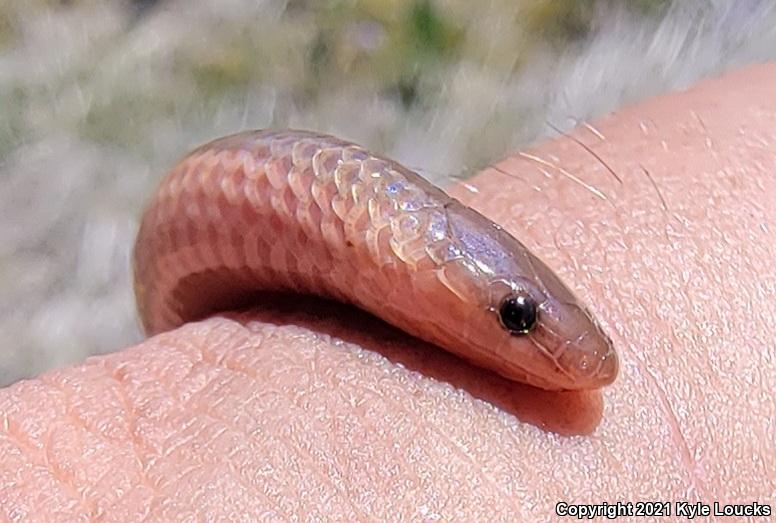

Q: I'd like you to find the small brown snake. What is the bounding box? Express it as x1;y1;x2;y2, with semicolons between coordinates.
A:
133;130;618;390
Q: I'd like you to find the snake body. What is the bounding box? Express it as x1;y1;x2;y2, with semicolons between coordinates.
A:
133;130;617;390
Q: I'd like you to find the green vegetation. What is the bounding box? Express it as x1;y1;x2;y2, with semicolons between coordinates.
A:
1;0;672;151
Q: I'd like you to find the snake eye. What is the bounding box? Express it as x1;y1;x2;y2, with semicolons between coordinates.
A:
499;294;538;334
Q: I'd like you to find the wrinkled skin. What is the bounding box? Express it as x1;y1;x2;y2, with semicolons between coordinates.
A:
1;63;774;521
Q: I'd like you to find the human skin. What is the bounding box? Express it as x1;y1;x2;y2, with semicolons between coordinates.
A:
1;63;774;521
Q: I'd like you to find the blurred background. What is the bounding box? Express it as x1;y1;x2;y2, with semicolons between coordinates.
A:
1;0;775;386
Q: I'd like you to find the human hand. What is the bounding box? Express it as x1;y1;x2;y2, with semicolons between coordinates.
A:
1;63;773;521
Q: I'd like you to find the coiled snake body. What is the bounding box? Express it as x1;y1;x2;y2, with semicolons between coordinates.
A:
133;130;618;390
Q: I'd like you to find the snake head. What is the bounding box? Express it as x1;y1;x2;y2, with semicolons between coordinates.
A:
491;266;619;390
429;202;618;390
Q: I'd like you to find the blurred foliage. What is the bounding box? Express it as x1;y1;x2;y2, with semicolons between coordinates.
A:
525;0;669;43
300;0;464;108
0;0;672;151
0;86;26;156
0;0;20;50
286;0;667;108
189;44;255;99
524;0;597;43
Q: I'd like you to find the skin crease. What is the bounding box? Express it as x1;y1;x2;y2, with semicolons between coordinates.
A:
1;63;775;521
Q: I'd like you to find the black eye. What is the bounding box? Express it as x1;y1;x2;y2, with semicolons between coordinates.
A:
499;294;538;334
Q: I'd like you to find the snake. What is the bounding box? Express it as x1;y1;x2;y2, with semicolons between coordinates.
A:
133;130;618;390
